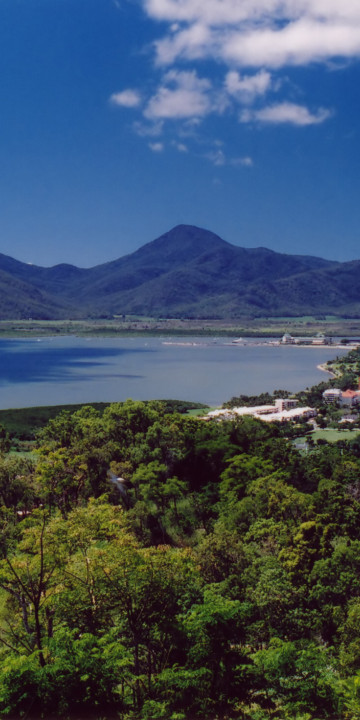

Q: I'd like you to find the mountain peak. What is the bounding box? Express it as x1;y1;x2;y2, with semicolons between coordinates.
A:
134;224;230;263
0;224;356;320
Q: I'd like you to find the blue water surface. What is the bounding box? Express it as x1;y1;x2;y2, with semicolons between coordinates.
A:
0;336;348;409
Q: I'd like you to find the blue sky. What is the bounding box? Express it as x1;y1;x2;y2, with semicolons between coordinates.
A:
1;0;360;267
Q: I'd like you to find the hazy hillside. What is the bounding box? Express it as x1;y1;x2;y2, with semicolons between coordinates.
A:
0;224;359;319
0;267;76;319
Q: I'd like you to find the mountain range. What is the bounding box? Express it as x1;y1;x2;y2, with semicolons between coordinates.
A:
0;225;360;319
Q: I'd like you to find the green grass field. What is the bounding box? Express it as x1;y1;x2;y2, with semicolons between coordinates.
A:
186;407;214;416
297;428;360;444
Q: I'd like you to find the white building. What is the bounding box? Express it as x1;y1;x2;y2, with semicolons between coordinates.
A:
204;402;315;424
281;333;332;346
322;388;342;404
322;388;360;406
275;398;298;411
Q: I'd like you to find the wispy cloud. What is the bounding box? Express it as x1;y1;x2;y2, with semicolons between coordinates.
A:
240;102;332;125
148;141;164;151
109;89;142;108
231;156;254;166
205;149;226;166
172;141;189;152
133;120;164;137
205;148;254;166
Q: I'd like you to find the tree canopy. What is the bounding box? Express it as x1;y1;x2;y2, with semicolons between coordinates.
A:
0;396;359;719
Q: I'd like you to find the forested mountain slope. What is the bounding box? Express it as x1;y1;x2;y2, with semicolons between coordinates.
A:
1;224;360;318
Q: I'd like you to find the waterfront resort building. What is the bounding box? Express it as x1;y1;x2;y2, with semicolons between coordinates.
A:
322;388;360;406
204;400;316;423
281;333;332;345
322;389;343;404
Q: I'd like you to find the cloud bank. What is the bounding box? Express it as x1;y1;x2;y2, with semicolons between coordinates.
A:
144;0;360;69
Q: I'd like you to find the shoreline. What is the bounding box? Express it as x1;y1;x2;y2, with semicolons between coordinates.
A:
0;335;353;412
317;362;337;377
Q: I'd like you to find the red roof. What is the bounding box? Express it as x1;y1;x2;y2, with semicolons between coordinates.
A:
342;390;360;398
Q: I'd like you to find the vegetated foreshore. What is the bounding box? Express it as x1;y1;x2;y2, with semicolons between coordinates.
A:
0;316;360;338
317;362;337;377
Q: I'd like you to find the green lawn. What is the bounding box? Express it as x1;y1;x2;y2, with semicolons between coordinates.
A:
186;407;214;416
297;427;360;444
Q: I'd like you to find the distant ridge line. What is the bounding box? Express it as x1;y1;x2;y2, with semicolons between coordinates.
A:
0;224;359;320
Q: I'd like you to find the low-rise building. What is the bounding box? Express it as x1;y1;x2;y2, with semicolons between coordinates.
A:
204;401;316;423
323;388;342;404
281;334;294;344
322;388;360;406
281;333;332;346
275;398;298;411
259;406;316;422
341;389;360;406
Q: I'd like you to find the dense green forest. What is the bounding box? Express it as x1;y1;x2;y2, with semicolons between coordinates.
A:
1;384;360;718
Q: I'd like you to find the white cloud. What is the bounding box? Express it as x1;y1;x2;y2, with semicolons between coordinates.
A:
148;141;164;151
240;101;332;125
154;23;212;65
144;0;284;25
142;0;360;69
205;149;226;166
110;0;345;147
109;89;142;107
133;120;164;137
144;0;360;27
144;70;212;119
205;149;254;166
231;156;254;166
173;141;189;152
225;69;272;102
223;19;360;68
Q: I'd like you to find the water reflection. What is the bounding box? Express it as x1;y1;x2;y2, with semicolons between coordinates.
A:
0;340;149;384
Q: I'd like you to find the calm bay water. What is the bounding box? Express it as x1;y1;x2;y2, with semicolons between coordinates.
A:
0;336;349;409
